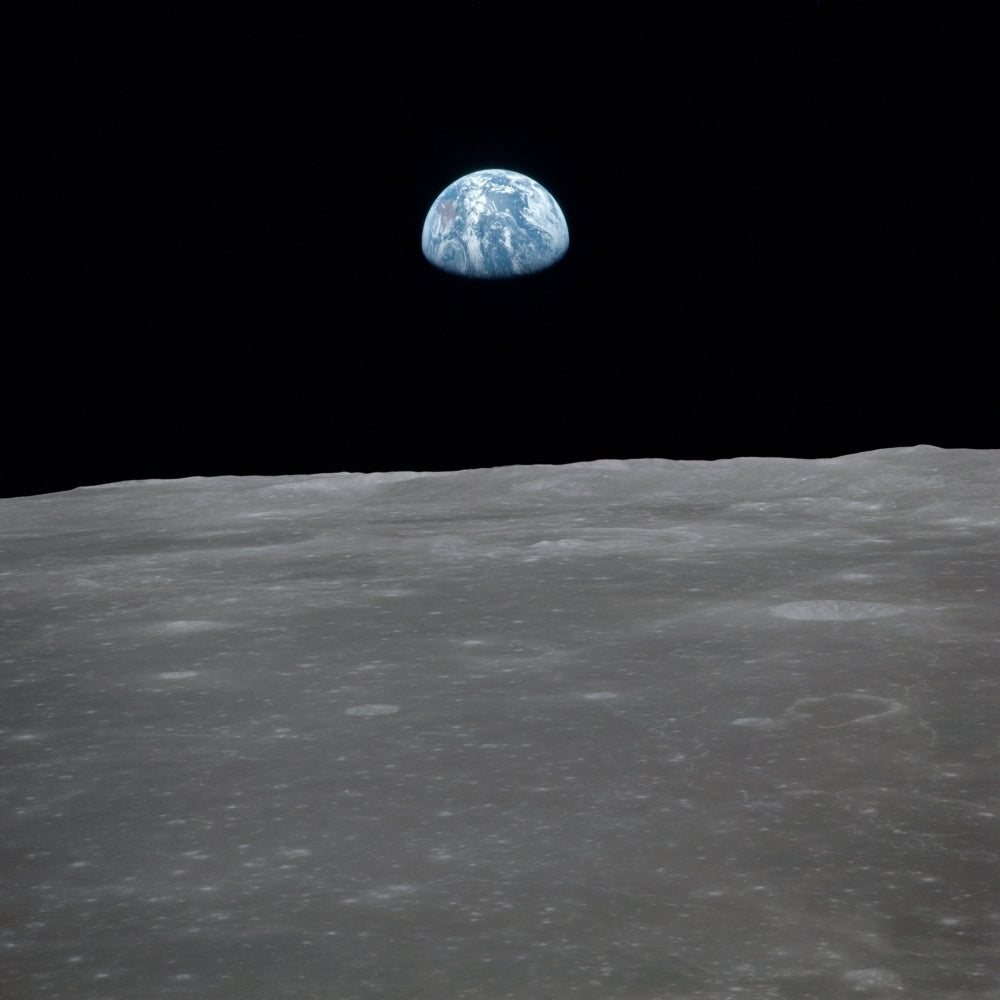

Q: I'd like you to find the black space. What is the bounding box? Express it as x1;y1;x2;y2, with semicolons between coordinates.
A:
8;4;996;497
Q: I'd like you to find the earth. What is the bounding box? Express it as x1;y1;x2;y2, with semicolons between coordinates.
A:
421;168;569;279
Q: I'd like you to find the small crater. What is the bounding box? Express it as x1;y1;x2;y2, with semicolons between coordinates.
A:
770;600;905;621
150;620;227;634
843;967;904;992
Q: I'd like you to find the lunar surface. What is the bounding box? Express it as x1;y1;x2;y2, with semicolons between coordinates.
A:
2;446;999;998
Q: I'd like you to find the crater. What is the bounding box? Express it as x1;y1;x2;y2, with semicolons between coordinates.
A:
770;600;905;621
785;693;904;727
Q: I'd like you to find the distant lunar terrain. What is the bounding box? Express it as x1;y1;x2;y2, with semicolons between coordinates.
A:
2;446;998;999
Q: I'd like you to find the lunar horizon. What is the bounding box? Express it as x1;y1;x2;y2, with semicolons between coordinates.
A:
2;445;998;998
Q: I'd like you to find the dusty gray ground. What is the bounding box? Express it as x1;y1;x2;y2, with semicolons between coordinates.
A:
2;447;998;998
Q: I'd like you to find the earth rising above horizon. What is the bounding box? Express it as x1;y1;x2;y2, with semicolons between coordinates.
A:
421;168;569;279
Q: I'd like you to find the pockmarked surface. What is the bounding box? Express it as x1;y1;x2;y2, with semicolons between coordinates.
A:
2;447;999;998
